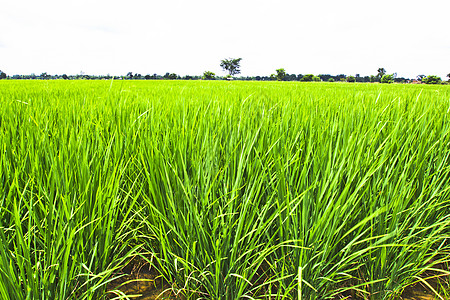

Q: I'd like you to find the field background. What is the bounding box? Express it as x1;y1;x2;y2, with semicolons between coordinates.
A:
1;80;450;299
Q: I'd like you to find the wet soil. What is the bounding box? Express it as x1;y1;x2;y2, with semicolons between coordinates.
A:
107;263;448;300
107;261;180;300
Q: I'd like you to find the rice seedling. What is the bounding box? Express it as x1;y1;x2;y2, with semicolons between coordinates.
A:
0;80;449;299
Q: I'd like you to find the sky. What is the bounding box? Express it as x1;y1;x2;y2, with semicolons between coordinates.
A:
1;0;449;79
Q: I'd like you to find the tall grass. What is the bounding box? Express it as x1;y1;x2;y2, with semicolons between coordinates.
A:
0;80;449;299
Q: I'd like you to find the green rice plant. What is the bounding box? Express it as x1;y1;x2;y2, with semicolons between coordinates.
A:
0;82;143;299
0;80;449;299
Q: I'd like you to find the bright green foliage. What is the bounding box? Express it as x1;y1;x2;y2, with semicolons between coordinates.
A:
346;75;356;82
0;81;450;299
202;71;215;80
275;68;286;81
220;58;242;76
168;73;178;80
300;74;313;81
422;75;442;84
301;74;321;82
381;74;394;83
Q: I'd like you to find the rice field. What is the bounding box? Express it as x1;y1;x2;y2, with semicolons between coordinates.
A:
1;80;450;299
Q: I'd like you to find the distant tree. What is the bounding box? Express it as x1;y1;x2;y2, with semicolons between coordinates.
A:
284;73;297;81
312;75;321;82
380;74;394;84
394;76;408;83
358;76;371;83
417;75;426;81
220;58;242;76
126;72;133;79
40;72;50;80
62;74;69;80
377;68;386;79
0;70;6;79
346;75;356;82
168;73;178;80
202;71;216;80
335;74;346;81
447;73;450;81
144;74;151;80
274;68;286;81
422;75;441;84
328;78;335;82
319;74;332;82
300;74;314;82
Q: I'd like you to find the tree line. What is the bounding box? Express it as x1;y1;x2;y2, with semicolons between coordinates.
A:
1;58;448;84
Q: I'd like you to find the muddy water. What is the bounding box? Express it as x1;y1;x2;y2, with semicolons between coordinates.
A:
108;268;444;300
107;266;179;300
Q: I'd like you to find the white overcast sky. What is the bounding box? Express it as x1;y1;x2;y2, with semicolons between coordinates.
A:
1;0;449;79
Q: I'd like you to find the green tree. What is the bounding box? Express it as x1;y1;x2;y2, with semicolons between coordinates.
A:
0;70;6;79
40;72;50;80
274;68;286;81
202;71;215;80
346;75;356;82
300;74;314;82
328;78;335;82
220;58;242;76
422;75;441;84
447;73;450;81
369;75;377;82
380;74;394;84
377;68;386;79
168;73;178;80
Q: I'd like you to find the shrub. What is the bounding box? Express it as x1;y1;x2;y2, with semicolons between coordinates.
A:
275;68;286;81
300;74;314;82
422;75;442;84
346;76;356;83
381;74;394;84
202;71;216;80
